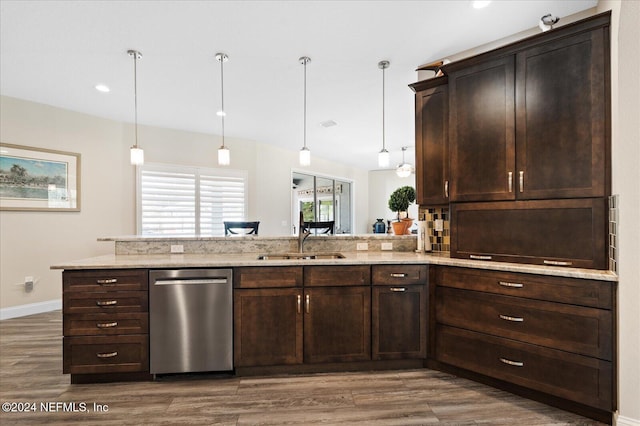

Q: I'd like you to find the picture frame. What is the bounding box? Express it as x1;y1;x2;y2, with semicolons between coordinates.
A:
0;143;81;211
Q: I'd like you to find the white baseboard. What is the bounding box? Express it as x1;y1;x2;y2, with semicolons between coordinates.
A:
616;413;640;426
0;299;61;320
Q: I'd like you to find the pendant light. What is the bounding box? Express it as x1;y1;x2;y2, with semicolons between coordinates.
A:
396;146;414;178
215;53;230;166
127;50;144;166
378;60;390;168
299;56;311;166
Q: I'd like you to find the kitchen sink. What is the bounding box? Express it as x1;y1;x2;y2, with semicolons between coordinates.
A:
257;252;345;260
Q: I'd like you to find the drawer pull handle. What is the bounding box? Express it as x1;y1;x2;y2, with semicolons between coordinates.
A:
390;287;406;292
499;314;524;322
96;351;118;359
543;260;573;266
499;281;524;288
96;278;118;285
470;255;492;260
508;172;513;193
500;357;524;367
96;300;118;307
96;321;118;328
297;295;301;314
390;273;407;278
305;294;310;314
444;180;449;198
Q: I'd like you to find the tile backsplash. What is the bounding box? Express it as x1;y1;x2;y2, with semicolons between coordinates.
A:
420;207;450;252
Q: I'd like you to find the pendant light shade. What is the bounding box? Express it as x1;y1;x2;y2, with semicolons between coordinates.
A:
299;56;311;166
396;146;414;178
216;52;230;166
378;60;390;168
127;49;144;166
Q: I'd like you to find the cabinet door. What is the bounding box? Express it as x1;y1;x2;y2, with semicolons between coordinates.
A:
304;287;371;363
516;29;608;199
372;285;426;360
415;80;449;206
449;56;516;202
234;288;303;367
450;198;607;269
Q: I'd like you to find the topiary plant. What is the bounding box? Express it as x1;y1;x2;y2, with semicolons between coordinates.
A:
388;185;416;221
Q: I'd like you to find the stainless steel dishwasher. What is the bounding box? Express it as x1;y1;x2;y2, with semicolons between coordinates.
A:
149;269;233;374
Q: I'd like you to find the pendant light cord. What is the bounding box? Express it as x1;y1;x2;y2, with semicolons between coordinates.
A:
220;56;225;148
303;58;307;150
382;64;385;152
133;52;139;148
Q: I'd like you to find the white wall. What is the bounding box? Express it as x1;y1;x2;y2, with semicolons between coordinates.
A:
596;2;640;425
0;95;371;312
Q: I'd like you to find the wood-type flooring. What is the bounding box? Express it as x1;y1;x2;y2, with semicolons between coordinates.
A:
0;311;605;425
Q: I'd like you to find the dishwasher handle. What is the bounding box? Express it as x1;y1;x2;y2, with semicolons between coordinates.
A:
153;278;229;286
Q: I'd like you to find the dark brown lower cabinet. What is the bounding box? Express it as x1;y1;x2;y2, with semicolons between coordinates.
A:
303;286;371;363
234;288;303;367
432;266;616;421
450;198;607;269
372;285;426;360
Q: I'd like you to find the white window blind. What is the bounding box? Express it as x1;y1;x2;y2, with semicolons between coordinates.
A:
137;164;247;236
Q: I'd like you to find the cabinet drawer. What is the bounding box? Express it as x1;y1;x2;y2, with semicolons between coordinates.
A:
64;313;149;336
450;198;607;269
372;265;427;285
234;266;303;288
63;335;149;374
435;325;612;410
436;287;612;360
304;265;371;287
436;266;613;309
63;291;148;314
63;269;148;293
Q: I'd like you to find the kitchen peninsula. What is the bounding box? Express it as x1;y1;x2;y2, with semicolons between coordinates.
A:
53;233;617;424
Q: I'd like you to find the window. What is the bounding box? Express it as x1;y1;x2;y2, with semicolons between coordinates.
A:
137;163;248;236
292;171;352;234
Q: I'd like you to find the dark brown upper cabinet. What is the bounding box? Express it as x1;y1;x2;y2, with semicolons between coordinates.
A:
442;12;610;203
448;55;516;202
410;77;449;206
515;29;609;199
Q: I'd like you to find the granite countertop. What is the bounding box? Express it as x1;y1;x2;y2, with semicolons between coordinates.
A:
51;251;618;282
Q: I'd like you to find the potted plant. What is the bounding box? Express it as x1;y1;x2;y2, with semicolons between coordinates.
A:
388;185;416;235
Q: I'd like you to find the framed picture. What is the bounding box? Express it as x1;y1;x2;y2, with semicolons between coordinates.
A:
0;143;81;211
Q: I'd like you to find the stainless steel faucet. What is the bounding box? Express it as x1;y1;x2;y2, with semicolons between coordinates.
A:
298;211;311;253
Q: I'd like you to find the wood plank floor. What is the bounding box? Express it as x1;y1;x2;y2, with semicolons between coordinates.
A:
0;311;605;425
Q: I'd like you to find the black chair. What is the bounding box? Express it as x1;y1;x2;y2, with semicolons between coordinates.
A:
224;221;259;236
303;221;335;235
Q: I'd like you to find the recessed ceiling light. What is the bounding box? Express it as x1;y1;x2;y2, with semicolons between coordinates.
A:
472;1;491;9
320;120;337;128
95;84;110;93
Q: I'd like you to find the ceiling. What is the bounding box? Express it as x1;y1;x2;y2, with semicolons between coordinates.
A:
0;0;598;171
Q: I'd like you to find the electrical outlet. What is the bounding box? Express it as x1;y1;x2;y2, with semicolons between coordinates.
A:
356;243;368;251
435;219;444;232
381;242;393;251
24;276;34;292
170;244;184;253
